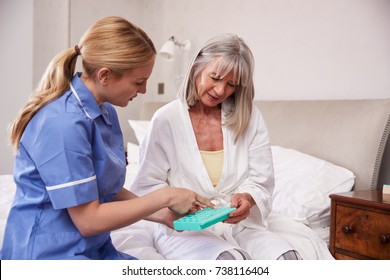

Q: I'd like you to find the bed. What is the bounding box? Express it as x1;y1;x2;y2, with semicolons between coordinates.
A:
1;98;389;260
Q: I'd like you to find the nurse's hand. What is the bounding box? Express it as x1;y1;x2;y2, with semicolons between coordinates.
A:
147;205;201;229
224;193;254;224
166;188;216;215
155;208;183;229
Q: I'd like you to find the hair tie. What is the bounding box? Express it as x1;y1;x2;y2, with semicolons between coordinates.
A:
74;45;81;56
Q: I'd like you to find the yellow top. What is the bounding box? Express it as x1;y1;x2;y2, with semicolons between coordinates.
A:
199;149;224;187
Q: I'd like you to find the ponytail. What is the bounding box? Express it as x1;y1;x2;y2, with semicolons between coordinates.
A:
9;47;79;151
9;16;156;151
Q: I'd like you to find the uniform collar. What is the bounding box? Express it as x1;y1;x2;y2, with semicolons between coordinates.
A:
70;73;111;125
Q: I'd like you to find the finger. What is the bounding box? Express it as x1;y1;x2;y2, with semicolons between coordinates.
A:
168;206;189;215
230;199;251;216
230;208;250;219
195;195;216;209
228;208;240;217
229;205;245;216
223;216;241;224
230;194;239;208
193;202;205;210
168;208;185;219
225;211;250;224
188;205;202;214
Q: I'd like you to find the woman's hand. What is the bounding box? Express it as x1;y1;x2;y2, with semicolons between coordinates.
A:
224;193;255;224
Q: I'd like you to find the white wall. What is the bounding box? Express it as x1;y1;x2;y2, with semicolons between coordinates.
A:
0;0;33;174
33;0;70;85
142;0;390;102
1;0;390;174
68;0;145;153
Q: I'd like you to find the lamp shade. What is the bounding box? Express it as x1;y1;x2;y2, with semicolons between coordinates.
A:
159;39;175;60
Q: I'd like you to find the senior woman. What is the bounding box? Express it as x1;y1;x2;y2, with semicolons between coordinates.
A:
131;34;301;260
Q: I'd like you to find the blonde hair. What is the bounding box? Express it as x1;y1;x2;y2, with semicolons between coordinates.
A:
179;34;255;143
9;16;156;151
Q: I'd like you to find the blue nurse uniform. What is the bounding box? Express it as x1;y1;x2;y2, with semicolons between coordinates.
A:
0;73;136;259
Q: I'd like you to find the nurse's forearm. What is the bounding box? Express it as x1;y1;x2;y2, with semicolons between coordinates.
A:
115;188;183;228
67;188;175;236
113;187;138;201
68;187;213;236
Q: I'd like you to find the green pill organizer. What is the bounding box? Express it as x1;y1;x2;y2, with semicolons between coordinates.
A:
173;207;236;231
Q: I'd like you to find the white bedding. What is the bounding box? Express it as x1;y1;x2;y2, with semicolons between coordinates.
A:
109;124;355;259
111;214;334;260
0;143;354;259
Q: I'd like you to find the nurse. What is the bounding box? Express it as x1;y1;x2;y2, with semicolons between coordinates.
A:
1;16;214;260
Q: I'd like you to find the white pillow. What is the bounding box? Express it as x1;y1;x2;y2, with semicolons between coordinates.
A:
128;120;150;145
271;146;355;228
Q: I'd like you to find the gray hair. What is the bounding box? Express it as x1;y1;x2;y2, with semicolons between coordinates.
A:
178;33;255;142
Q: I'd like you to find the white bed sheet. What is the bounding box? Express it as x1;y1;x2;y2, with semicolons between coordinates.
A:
0;173;334;260
110;214;334;260
116;141;355;260
1;141;351;259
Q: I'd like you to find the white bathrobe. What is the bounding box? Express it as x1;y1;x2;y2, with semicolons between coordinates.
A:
131;99;295;259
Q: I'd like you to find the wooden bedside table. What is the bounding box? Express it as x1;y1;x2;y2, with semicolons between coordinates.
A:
329;189;390;259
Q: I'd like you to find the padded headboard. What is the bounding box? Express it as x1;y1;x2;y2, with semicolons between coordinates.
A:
255;99;390;190
138;99;390;191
